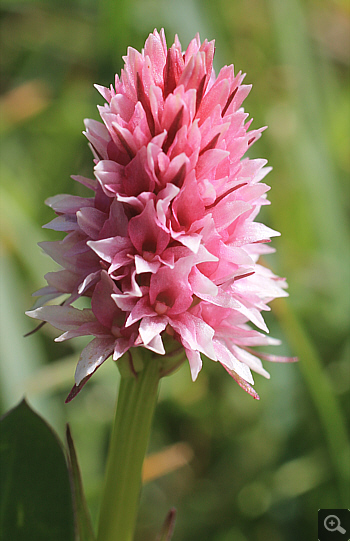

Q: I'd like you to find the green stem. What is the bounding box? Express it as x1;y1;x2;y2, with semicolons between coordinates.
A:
97;351;161;541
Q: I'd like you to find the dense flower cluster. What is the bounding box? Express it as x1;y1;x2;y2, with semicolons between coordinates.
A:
27;30;293;401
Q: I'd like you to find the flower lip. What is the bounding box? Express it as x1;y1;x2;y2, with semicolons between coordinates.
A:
154;301;169;315
150;277;194;316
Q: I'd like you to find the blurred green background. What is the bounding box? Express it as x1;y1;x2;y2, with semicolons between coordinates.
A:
1;0;349;540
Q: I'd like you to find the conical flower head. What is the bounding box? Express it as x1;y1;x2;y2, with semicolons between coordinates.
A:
27;30;295;401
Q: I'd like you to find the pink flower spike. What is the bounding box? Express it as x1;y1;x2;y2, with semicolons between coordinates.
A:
27;29;295;400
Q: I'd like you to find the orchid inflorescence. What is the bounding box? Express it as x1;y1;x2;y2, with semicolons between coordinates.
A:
27;29;294;401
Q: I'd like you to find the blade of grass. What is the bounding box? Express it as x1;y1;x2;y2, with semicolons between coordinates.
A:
274;298;350;506
268;0;350;321
66;425;96;541
268;0;350;506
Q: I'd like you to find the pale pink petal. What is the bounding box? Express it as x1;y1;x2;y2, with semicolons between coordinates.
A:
55;321;111;342
26;305;95;331
94;159;125;196
71;175;98;191
213;338;254;384
75;337;115;385
170;312;216;360
223;366;260;400
184;348;202;381
211;200;252;232
134;255;161;274
77;207;107;239
45;194;94;213
189;267;218;297
43;215;78;232
125;297;157;327
230;345;270;379
144;335;165;355
113;338;133;361
87;237;131;263
78;271;101;294
44;270;80;294
91;270;121;328
138;316;168;345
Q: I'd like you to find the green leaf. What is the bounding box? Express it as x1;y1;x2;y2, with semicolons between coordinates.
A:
0;399;75;541
66;425;96;541
156;508;177;541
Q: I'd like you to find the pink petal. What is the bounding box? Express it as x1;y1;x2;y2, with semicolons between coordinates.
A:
128;199;170;255
125;296;156;327
91;270;121;328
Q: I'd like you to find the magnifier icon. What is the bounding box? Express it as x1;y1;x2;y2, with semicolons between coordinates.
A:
324;515;347;534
